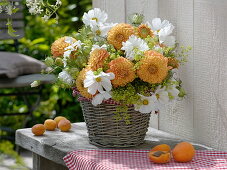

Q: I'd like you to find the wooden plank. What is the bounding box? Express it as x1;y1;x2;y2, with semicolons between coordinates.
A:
0;12;23;20
158;0;194;140
0;20;24;28
193;0;227;150
0;28;24;40
92;0;126;23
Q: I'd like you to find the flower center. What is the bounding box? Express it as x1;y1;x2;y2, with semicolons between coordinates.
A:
142;99;149;105
91;17;98;22
115;34;125;42
96;30;101;35
141;28;149;36
120;69;129;77
95;77;102;82
148;64;158;74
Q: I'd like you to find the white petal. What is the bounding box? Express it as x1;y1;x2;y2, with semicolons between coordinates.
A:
159;91;169;104
163;36;176;47
159;35;166;44
152;18;162;31
87;82;98;95
103;92;111;99
97;84;104;93
158;24;174;37
101;78;112;91
64;37;74;44
139;105;153;114
106;72;115;80
86;70;94;77
161;20;170;29
63;50;71;58
92;93;104;106
99;23;116;37
168;87;180;98
84;79;95;88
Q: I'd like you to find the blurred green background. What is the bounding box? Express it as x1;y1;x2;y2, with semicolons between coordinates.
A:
0;0;92;149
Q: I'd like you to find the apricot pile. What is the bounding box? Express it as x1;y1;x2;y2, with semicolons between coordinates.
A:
148;142;195;164
31;116;72;136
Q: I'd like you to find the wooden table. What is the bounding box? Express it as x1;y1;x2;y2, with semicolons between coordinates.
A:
16;122;212;170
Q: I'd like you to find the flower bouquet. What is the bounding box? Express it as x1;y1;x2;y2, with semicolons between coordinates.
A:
42;8;189;147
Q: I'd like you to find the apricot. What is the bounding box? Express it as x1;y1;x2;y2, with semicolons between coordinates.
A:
58;119;71;132
148;151;170;164
54;116;67;127
32;124;45;136
150;144;171;152
172;142;195;162
44;119;57;131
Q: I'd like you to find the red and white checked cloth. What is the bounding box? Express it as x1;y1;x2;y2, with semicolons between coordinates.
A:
63;149;227;170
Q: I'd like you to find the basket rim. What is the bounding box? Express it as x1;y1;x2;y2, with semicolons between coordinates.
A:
72;87;132;106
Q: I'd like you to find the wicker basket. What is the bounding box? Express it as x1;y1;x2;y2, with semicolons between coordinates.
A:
80;100;151;148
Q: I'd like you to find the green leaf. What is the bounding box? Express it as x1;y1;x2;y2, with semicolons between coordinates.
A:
0;2;9;6
38;44;49;51
31;38;46;45
6;19;19;37
12;8;19;14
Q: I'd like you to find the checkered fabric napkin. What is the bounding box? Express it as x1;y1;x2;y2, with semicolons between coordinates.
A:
63;149;227;170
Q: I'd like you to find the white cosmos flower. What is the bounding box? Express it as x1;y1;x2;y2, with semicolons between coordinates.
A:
63;39;83;67
5;4;13;15
151;18;171;33
55;0;62;5
151;18;175;47
166;84;180;100
58;70;74;85
152;86;169;105
121;35;149;61
158;24;175;44
91;44;107;53
134;94;157;114
82;8;108;27
92;91;112;106
84;71;115;95
90;23;117;38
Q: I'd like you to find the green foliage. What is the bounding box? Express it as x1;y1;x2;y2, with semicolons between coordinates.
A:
113;105;131;125
0;0;92;149
6;19;19;37
112;83;140;105
0;141;28;170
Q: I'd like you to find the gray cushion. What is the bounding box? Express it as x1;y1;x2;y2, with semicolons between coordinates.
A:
0;52;46;78
0;74;56;88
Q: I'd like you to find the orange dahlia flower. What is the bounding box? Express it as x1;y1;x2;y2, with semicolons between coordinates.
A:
51;37;76;57
107;23;134;50
76;68;93;99
87;49;109;71
137;24;153;38
137;50;169;84
107;57;135;87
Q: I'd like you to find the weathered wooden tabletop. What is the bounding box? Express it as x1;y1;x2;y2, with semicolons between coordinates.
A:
16;122;212;170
